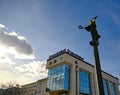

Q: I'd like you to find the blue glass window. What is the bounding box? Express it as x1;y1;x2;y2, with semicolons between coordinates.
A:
79;70;91;94
103;79;109;95
46;64;70;91
109;82;116;95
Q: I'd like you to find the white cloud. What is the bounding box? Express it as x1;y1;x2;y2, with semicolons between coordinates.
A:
15;60;48;77
15;66;25;73
0;56;16;65
0;24;5;30
0;69;38;85
0;23;47;85
0;59;48;85
0;24;35;59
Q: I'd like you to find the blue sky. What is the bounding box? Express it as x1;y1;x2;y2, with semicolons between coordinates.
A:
0;0;120;85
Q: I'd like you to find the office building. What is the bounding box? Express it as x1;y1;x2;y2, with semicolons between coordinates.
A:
36;78;49;95
22;82;37;95
22;78;49;95
46;49;119;95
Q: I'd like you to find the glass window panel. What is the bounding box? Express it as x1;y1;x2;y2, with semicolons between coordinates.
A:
79;70;91;94
109;82;116;95
46;64;70;91
103;79;109;95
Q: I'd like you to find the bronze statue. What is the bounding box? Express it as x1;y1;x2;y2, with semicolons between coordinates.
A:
79;16;105;95
79;16;101;45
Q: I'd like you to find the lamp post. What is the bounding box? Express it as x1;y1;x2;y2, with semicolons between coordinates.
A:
79;16;104;95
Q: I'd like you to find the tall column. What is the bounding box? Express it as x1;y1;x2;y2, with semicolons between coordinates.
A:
92;43;104;95
75;62;79;95
70;64;76;95
107;81;111;95
79;16;104;95
115;83;119;95
91;73;96;95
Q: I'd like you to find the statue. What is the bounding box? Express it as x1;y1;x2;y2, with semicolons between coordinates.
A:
78;16;105;95
79;16;101;45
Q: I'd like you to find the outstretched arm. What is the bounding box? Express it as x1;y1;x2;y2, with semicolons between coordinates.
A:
78;25;84;29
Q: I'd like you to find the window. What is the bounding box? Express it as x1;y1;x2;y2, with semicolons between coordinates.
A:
103;79;109;95
109;82;116;95
46;64;70;91
79;70;91;94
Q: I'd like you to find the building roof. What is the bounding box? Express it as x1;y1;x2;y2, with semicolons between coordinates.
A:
47;49;118;80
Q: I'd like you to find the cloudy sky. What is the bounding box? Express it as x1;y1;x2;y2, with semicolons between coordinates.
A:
0;0;120;85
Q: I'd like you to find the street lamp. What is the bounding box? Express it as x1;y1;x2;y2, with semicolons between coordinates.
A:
79;16;104;95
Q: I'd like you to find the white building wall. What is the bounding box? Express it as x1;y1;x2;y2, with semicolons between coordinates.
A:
46;52;119;95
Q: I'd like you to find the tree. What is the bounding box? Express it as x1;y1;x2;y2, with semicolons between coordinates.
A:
0;81;22;95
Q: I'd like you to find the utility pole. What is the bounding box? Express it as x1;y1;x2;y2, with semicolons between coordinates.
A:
79;16;104;95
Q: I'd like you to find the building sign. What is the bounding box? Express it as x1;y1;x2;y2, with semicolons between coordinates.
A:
48;49;84;61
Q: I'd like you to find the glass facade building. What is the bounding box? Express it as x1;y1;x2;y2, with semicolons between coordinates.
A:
46;64;70;91
20;50;119;95
79;70;91;95
103;79;109;95
46;50;119;95
109;82;116;95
